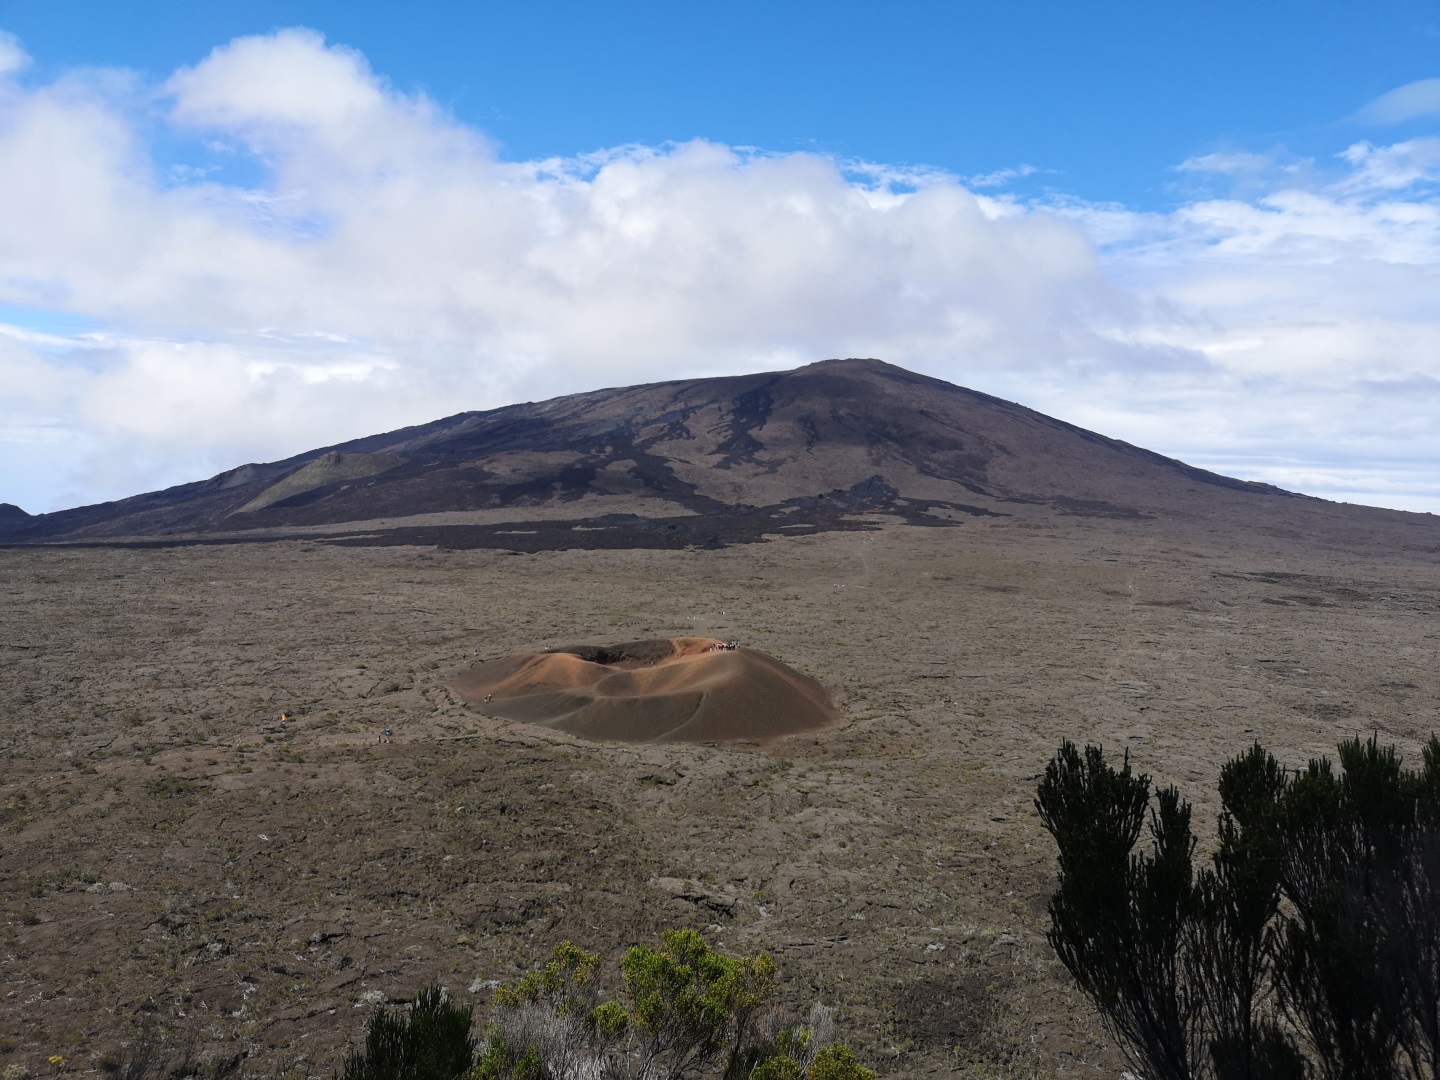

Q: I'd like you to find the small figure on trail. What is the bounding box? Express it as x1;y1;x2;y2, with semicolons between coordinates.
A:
279;712;290;723
483;694;493;703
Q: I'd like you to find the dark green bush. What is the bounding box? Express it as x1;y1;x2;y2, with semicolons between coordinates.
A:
1036;742;1200;1079
342;986;476;1080
1037;733;1440;1080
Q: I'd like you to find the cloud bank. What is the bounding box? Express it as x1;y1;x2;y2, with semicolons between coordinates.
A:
2;29;1438;513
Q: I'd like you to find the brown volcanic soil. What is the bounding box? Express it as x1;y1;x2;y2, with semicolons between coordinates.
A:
448;638;838;744
3;512;1440;1078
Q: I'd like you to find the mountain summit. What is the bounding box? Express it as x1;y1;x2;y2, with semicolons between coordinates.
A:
3;358;1428;551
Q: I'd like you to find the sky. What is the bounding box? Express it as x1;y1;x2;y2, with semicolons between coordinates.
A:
1;0;1439;514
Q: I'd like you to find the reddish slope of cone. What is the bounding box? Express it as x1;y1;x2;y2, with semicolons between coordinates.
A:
447;638;837;744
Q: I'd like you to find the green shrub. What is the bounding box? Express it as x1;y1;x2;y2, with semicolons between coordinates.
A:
747;1056;801;1080
621;928;777;1079
807;1045;873;1080
334;936;868;1080
342;986;476;1080
476;932;868;1080
1036;733;1440;1080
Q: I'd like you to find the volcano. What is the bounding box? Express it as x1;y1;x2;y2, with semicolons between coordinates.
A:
448;638;837;745
2;358;1432;552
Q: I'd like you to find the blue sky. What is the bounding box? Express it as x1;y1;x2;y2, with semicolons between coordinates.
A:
5;0;1438;206
1;1;1439;513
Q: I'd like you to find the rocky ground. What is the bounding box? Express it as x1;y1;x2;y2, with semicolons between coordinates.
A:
2;513;1438;1078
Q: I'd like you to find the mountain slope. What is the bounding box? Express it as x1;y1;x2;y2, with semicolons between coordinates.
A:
3;357;1423;550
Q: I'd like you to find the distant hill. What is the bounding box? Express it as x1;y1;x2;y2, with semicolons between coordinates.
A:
3;358;1434;553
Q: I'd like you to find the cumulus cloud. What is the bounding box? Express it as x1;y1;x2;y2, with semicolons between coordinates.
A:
0;29;1438;513
1336;138;1440;192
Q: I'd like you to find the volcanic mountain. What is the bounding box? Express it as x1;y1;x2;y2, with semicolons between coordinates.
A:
2;358;1433;552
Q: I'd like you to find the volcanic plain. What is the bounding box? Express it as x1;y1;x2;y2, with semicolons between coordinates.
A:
3;360;1439;1079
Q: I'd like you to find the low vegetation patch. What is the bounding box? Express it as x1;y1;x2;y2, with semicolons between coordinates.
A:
145;776;206;799
342;930;872;1080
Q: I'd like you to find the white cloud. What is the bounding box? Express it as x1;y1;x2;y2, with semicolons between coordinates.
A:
0;30;27;76
167;29;386;133
1176;151;1273;175
967;163;1039;188
0;29;1438;514
1336;138;1440;192
1353;77;1440;125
